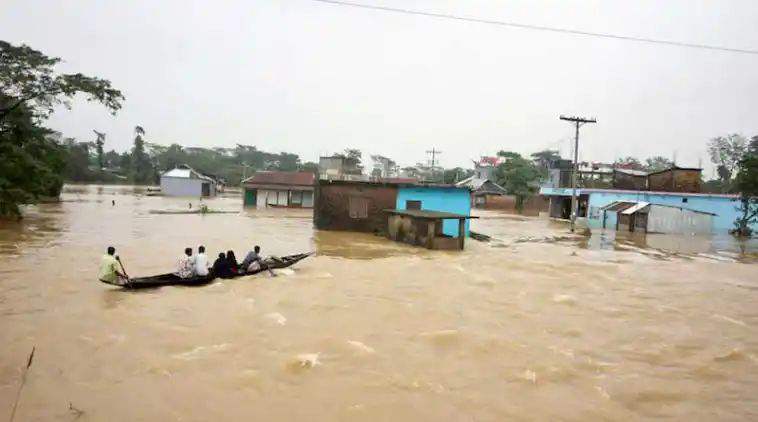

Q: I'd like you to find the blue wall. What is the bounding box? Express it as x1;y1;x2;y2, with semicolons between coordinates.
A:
396;187;471;237
585;191;749;232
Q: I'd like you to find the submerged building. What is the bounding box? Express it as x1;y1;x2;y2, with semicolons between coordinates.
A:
242;171;315;208
540;187;748;234
160;165;217;197
314;180;473;248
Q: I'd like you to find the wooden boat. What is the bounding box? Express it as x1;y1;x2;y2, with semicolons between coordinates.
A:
112;252;312;289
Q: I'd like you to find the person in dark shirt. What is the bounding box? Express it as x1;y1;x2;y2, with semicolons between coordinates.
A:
226;250;239;274
212;252;232;278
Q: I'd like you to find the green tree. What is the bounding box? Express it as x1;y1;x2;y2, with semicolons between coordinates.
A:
708;134;747;187
335;148;363;175
103;150;121;169
644;156;673;172
530;149;561;169
0;105;66;216
732;137;758;236
300;161;319;174
495;151;542;212
0;40;123;217
62;139;96;181
93;130;106;170
443;167;473;184
130;126;154;184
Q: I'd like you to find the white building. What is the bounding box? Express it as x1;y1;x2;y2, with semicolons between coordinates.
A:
160;165;217;197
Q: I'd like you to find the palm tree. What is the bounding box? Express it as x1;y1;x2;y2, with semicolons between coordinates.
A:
134;125;145;137
93;130;106;170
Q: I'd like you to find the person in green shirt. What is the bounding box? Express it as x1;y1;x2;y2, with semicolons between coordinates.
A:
99;246;129;286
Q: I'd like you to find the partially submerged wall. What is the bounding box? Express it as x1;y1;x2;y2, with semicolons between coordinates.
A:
314;182;398;233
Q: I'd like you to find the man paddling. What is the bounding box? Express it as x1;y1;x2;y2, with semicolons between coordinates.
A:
241;245;276;277
98;246;129;286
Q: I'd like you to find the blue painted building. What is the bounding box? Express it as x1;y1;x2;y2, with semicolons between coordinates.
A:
540;187;753;233
396;186;472;237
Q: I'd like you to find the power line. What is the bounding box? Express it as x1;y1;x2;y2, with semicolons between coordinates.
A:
310;0;758;55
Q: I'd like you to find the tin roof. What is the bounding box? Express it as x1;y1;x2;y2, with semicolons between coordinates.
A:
384;209;477;219
621;202;650;214
455;176;507;194
646;166;703;176
242;171;315;187
161;165;214;182
614;168;648;177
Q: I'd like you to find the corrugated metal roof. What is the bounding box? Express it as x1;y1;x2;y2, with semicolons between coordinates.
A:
455;177;507;194
601;201;637;212
621;201;650;214
614;168;648;177
163;168;192;178
242;171;315;186
161;166;214;182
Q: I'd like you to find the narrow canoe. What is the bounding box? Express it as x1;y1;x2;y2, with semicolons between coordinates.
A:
109;252;312;289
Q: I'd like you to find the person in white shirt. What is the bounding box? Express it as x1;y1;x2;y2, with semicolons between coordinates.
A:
177;247;195;279
195;245;209;277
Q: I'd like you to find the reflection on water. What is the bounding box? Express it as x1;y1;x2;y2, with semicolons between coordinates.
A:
0;187;757;420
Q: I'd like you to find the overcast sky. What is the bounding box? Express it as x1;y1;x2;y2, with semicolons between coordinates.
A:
3;0;758;176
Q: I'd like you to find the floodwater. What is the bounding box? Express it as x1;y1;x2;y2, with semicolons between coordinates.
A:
1;185;757;421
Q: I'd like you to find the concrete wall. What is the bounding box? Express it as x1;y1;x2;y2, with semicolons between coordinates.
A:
613;172;647;190
396;187;471;237
161;177;210;197
314;182;398;233
480;195;549;216
586;190;748;232
648;169;701;193
245;188;314;208
647;206;713;234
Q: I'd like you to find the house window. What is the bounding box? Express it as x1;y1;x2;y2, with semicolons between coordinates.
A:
348;196;369;219
406;200;422;210
291;190;303;204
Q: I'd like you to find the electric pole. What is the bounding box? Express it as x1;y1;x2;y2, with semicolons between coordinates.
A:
559;115;597;233
426;148;442;182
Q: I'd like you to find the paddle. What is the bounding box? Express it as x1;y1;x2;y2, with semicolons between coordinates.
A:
116;256;130;280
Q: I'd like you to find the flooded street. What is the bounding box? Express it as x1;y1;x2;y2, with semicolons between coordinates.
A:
1;185;758;420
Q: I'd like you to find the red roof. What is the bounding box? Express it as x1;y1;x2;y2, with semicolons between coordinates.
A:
243;171;315;186
478;156;503;166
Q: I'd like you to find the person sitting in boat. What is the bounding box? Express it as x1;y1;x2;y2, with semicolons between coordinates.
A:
177;247;195;279
226;250;239;274
212;252;233;278
98;246;129;286
195;245;210;277
241;245;276;276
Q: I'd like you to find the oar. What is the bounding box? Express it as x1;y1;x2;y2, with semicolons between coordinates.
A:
116;256;129;279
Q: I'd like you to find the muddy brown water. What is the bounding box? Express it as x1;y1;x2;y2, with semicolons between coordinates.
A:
1;185;757;420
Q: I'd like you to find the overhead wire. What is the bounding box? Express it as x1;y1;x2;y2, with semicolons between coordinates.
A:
310;0;758;55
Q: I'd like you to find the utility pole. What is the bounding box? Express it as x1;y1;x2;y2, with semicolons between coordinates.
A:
559;115;597;232
426;148;442;182
241;162;250;185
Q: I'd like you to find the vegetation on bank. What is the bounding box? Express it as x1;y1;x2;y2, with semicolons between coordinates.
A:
1;40;756;233
0;40;124;218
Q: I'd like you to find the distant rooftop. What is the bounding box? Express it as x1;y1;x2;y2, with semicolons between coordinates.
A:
242;171;315;186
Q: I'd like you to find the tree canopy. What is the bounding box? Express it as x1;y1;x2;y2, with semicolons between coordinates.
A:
708;134;748;187
495;151;542;212
0;40;124;218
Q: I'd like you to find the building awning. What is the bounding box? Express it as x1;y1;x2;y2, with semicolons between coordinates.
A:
600;201;637;212
621;202;650;215
384;209;478;219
